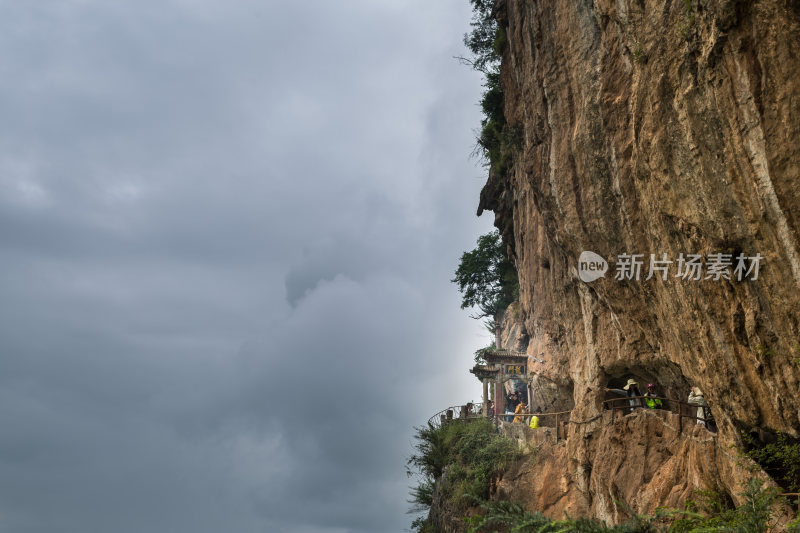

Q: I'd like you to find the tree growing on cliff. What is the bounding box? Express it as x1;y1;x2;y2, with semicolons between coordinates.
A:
462;0;516;178
463;0;503;74
452;230;519;323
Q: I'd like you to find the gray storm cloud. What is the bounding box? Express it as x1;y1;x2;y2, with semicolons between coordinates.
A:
0;1;494;531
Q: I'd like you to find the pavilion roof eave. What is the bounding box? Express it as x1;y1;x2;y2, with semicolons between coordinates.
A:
483;351;528;364
469;365;500;381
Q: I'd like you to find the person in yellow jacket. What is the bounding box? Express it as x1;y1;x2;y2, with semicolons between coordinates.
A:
513;399;528;423
643;383;663;409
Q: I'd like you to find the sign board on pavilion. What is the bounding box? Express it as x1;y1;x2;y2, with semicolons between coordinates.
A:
504;364;525;375
483;349;529;378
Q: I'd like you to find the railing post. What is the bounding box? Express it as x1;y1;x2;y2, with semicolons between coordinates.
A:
482;379;489;417
495;380;504;421
555;413;559;443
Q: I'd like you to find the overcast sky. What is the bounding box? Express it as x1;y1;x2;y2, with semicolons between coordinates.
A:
0;1;494;532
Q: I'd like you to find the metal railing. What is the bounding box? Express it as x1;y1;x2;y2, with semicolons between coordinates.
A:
427;402;484;428
605;396;716;433
426;395;719;443
781;493;800;508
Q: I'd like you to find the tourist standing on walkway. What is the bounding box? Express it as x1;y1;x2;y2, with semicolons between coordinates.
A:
505;391;519;422
513;399;528;423
688;387;706;424
688;387;715;431
644;383;663;409
606;379;643;411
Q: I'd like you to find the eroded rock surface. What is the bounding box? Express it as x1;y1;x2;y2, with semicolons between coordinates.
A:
482;0;800;523
496;411;768;523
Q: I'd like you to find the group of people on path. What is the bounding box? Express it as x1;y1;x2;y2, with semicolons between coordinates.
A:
605;379;663;410
484;378;716;434
605;378;716;432
476;389;531;424
503;389;529;423
500;389;544;428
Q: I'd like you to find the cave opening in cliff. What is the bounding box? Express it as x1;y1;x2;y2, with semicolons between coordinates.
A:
602;371;723;436
604;376;648;402
601;360;695;409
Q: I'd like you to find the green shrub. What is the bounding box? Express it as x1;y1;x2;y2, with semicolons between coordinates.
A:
743;432;800;492
407;418;521;530
668;485;737;531
464;479;797;532
668;478;782;532
410;516;435;533
466;499;666;532
409;478;434;508
474;342;496;364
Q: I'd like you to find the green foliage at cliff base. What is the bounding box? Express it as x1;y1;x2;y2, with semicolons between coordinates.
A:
463;479;799;533
407;418;521;530
741;431;800;493
407;419;800;532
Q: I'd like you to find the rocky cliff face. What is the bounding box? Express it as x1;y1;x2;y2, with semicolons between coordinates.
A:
494;408;768;524
481;0;800;522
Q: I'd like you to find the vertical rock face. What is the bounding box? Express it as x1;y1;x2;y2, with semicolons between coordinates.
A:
494;410;764;524
488;0;800;436
484;0;800;519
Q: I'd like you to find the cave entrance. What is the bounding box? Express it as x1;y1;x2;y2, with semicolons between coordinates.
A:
602;368;718;433
604;376;648;412
601;360;692;411
604;375;645;400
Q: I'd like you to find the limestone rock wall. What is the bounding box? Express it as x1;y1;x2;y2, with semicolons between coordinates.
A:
497;303;576;413
483;0;800;520
496;411;772;524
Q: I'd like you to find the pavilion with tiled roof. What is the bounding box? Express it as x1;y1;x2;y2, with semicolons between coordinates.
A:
470;348;533;417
